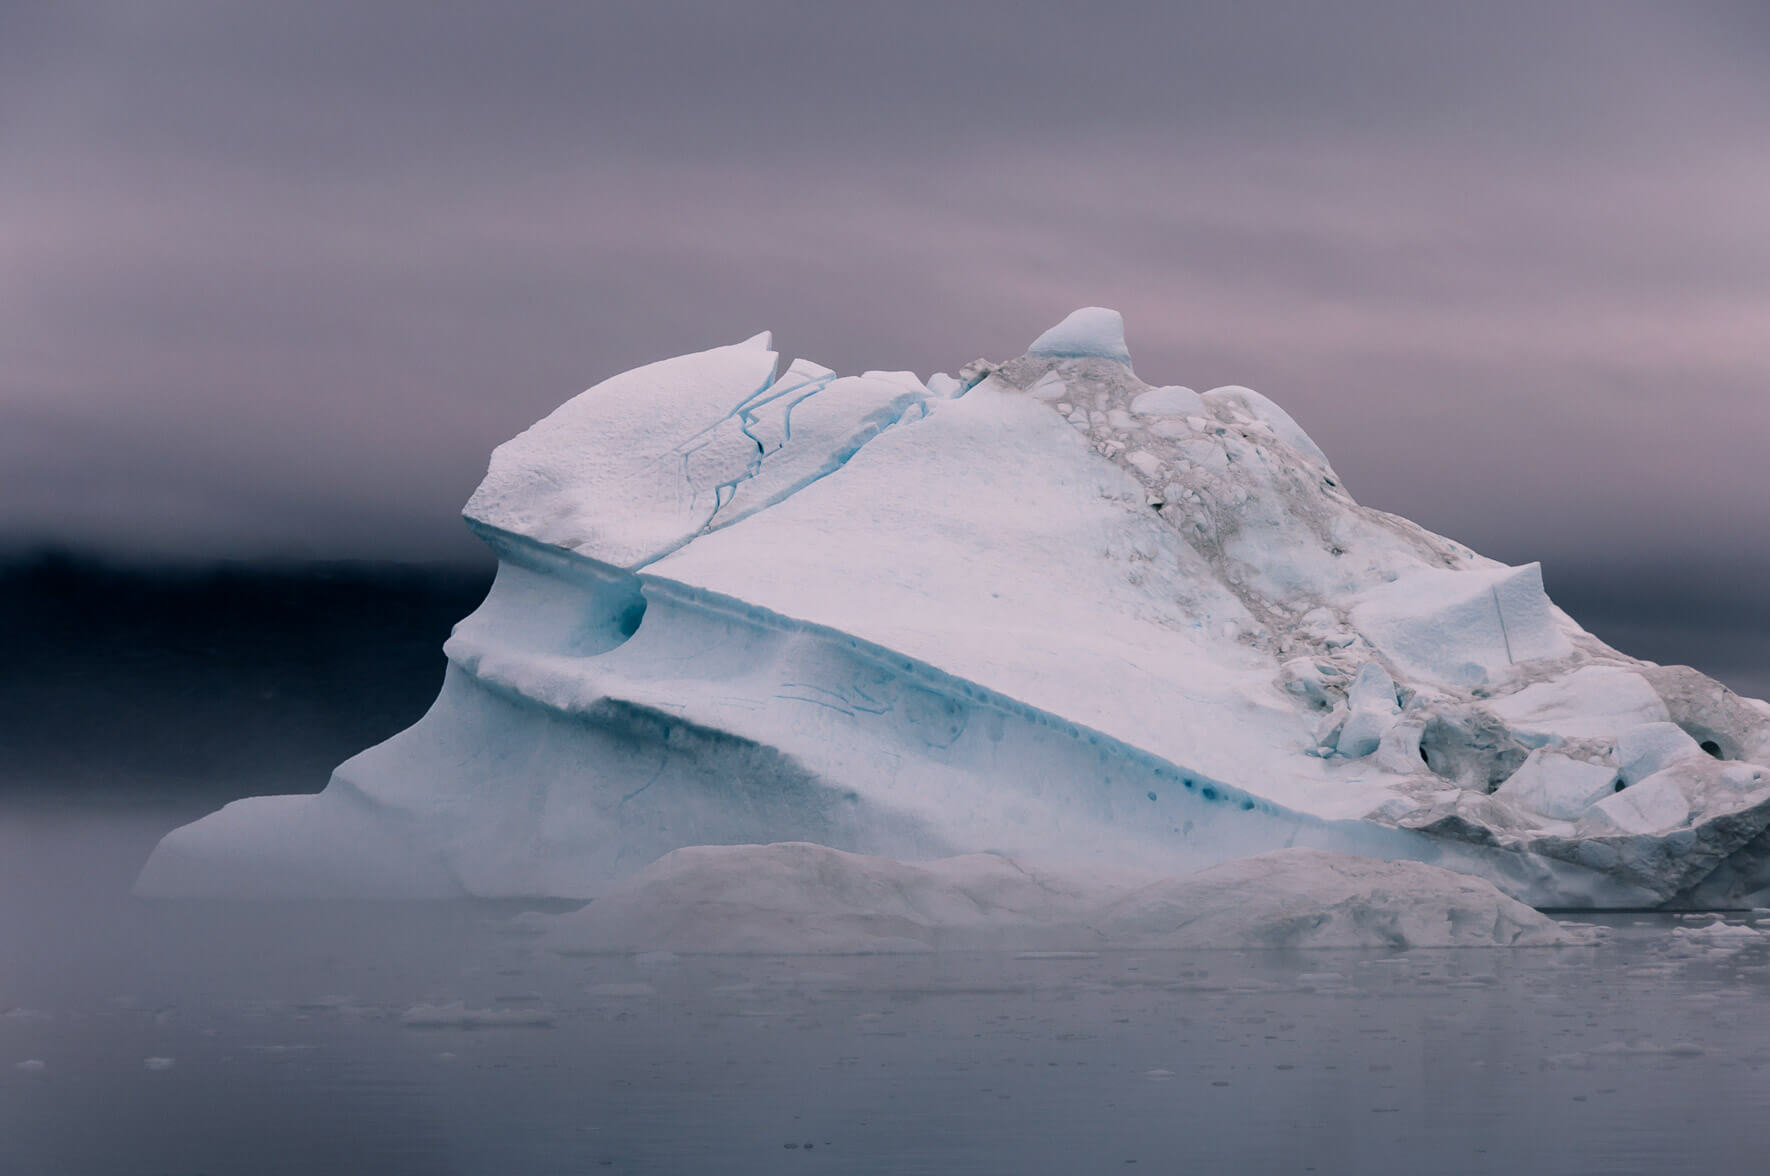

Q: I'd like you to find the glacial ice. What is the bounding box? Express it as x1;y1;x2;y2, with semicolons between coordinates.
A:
1494;751;1619;821
1614;722;1707;786
1348;563;1571;689
137;308;1770;911
1335;662;1401;759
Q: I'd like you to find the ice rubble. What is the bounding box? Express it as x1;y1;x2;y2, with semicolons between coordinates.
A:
539;843;1570;953
137;308;1770;909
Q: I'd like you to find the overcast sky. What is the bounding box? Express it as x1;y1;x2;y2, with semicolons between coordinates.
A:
4;1;1767;593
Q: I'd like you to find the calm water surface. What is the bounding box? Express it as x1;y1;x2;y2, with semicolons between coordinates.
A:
4;808;1769;1175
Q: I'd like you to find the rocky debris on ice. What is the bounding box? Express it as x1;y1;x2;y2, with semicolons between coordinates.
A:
539;843;1574;953
138;307;1770;909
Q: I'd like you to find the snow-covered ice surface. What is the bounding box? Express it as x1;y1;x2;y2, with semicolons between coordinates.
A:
540;844;1572;954
138;308;1770;909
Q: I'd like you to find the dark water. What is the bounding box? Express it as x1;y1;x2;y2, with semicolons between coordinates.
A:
6;557;1770;1173
5;808;1770;1176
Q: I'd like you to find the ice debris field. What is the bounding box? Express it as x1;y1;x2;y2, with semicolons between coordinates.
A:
138;308;1770;942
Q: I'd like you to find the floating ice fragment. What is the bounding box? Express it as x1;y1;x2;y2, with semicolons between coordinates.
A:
399;1002;555;1029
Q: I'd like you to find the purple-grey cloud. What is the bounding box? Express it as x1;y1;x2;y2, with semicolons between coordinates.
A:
2;0;1766;586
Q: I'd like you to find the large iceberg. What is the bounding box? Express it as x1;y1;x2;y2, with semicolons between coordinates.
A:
137;309;1770;908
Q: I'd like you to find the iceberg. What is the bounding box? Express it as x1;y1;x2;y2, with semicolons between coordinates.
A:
137;309;1770;909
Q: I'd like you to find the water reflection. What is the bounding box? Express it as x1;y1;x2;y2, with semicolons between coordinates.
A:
4;809;1768;1175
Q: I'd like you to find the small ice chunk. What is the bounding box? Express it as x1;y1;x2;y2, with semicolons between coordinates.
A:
1673;921;1765;948
144;1057;175;1071
586;982;656;999
1336;662;1401;758
1579;770;1691;835
785;357;836;380
15;1059;45;1072
1350;563;1571;688
1494;751;1619;820
1125;450;1164;480
1026;307;1131;363
1346;661;1399;713
1336;713;1394;760
3;1008;52;1024
399;1002;555;1029
1614;723;1706;786
861;370;929;396
925;372;962;399
1487;666;1670;743
1723;764;1768;789
1280;658;1343;710
1131;386;1204;416
1177;438;1229;472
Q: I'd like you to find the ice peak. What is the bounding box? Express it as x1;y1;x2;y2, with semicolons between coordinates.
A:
1027;307;1131;363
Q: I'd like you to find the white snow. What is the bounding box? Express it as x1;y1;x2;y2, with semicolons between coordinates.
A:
463;337;780;567
461;339;931;570
540;843;1572;954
